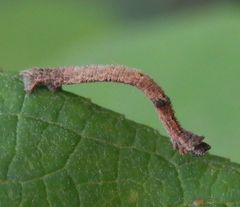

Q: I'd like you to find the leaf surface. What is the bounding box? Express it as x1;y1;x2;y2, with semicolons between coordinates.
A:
0;73;240;207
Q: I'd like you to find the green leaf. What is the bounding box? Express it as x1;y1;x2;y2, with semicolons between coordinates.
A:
0;72;240;207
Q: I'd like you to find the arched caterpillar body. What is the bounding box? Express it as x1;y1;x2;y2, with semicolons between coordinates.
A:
20;64;210;156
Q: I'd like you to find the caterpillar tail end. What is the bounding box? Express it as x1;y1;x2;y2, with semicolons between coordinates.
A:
172;131;211;156
191;142;211;156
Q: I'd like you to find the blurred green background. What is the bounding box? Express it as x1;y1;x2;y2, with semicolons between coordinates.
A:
1;0;240;162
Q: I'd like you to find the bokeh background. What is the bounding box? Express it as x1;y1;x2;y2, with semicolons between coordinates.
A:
1;0;240;162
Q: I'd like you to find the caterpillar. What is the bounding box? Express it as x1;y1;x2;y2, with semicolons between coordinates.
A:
20;64;210;156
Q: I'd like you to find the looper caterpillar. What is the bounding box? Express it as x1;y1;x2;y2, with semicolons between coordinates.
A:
20;64;210;156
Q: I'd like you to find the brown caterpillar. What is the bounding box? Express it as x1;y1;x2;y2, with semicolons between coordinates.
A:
20;64;210;156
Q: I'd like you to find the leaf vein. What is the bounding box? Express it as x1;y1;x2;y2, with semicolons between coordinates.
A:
43;177;51;207
6;93;26;179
